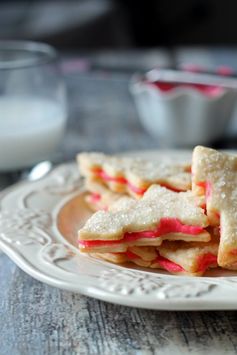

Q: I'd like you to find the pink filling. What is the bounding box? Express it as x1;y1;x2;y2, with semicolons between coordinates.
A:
196;181;211;200
127;182;147;195
78;217;205;247
124;251;217;273
88;192;101;204
118;251;184;272
196;181;220;220
88;193;108;211
197;253;217;272
98;169;127;184
92;168;183;195
125;251;139;260
146;81;224;97
92;168;145;195
155;252;217;273
154;254;184;273
115;250;143;260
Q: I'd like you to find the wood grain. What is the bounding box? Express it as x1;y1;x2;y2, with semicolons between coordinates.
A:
1;252;237;354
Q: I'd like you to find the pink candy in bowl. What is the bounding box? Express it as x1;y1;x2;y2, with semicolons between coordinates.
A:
130;69;237;147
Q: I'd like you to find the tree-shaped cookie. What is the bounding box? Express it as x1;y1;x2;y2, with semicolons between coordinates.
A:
78;185;210;253
78;152;191;198
192;146;237;269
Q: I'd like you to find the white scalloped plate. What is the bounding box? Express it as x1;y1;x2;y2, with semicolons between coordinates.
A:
1;150;237;310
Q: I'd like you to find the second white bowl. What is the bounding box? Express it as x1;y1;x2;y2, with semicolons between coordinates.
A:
130;74;237;147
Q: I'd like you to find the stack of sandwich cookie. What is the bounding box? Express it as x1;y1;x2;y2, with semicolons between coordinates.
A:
77;147;237;276
78;152;191;200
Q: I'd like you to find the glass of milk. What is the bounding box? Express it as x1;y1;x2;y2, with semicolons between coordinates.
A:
0;41;67;171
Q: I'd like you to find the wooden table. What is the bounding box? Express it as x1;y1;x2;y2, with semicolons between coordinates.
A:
1;50;237;354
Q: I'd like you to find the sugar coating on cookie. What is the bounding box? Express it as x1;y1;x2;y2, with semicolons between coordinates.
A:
78;185;210;254
78;152;191;197
192;145;237;269
85;179;125;211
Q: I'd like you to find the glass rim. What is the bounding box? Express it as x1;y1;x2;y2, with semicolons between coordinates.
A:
0;40;58;70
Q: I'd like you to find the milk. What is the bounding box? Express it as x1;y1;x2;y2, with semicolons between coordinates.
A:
0;96;66;170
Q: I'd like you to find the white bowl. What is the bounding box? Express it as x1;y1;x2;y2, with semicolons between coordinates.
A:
130;73;237;147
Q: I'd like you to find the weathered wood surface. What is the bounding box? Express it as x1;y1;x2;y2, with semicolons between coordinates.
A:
1;50;237;355
1;251;237;355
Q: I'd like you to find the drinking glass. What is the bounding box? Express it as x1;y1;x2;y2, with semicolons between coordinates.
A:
0;40;67;172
